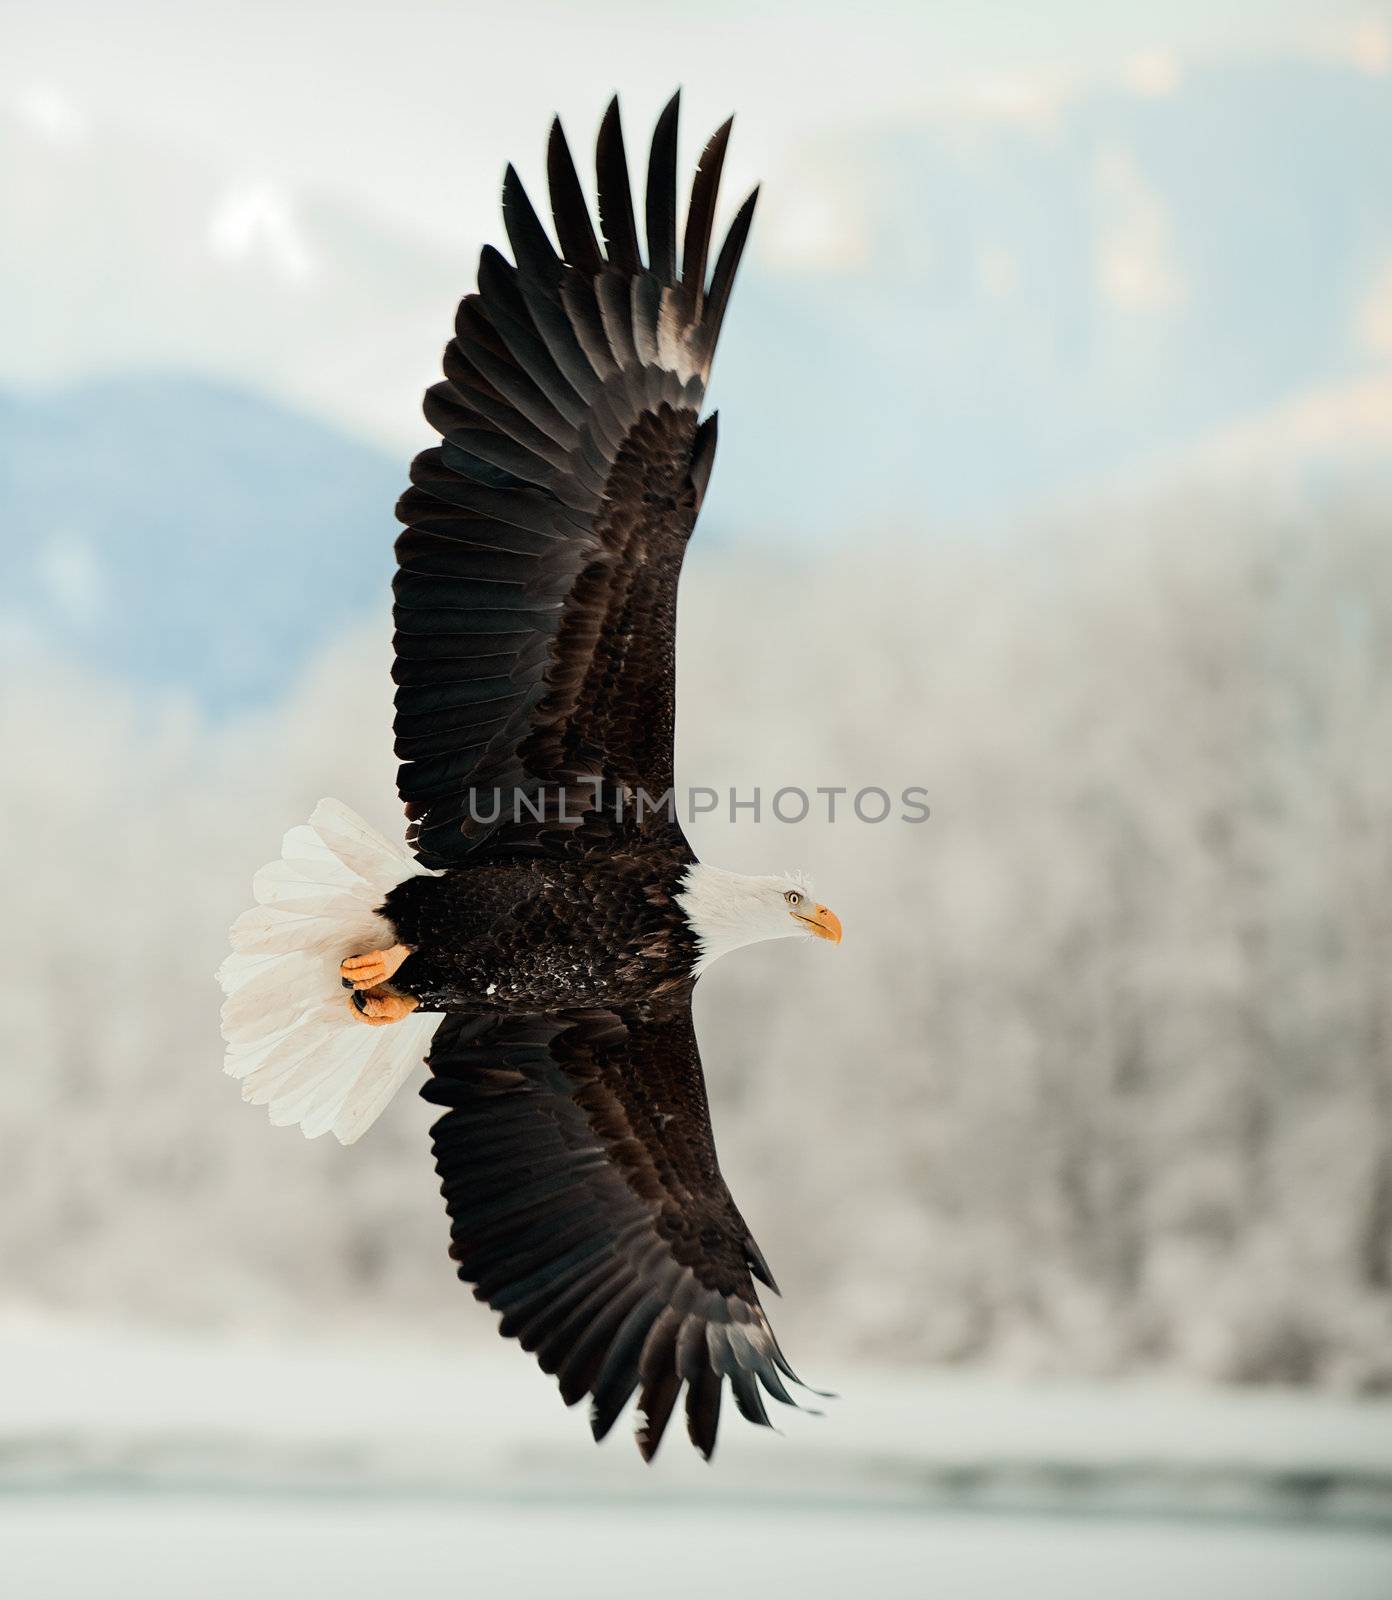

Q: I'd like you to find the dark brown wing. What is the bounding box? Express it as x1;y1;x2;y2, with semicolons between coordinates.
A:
421;1001;816;1460
394;93;758;867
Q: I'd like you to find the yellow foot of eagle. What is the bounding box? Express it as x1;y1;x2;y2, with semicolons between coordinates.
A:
340;943;412;991
346;988;419;1027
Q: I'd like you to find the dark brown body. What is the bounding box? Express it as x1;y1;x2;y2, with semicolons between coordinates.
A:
383;842;700;1014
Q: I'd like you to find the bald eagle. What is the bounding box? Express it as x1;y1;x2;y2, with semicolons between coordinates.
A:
219;94;842;1461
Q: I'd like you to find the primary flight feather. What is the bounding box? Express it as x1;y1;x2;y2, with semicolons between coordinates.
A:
219;92;842;1461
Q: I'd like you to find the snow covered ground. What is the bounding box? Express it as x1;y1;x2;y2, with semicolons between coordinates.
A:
10;1496;1392;1600
4;1316;1392;1597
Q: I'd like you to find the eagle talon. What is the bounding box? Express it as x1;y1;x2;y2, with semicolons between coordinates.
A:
346;987;419;1027
339;943;412;991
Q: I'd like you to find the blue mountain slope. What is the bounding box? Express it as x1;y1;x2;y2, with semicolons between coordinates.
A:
0;377;404;712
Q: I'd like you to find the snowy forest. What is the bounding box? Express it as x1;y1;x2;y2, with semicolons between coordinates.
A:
4;479;1390;1394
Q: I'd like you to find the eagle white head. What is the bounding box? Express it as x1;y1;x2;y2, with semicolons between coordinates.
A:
676;864;843;975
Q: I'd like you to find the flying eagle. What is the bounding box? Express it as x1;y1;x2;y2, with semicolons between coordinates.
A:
219;93;842;1461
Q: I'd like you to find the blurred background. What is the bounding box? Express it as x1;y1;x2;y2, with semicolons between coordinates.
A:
5;1;1392;1594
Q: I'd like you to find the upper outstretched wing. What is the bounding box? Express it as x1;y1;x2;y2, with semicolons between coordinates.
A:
394;93;757;867
421;1002;816;1460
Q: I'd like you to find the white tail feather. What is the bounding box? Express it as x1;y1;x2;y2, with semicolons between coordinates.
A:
217;800;438;1145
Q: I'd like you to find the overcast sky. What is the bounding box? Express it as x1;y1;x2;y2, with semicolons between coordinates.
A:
7;0;1388;248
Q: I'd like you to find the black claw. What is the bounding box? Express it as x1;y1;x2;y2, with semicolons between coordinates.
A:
341;976;353;989
352;990;368;1012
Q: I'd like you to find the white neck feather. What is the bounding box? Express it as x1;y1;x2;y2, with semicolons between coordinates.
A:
675;862;807;976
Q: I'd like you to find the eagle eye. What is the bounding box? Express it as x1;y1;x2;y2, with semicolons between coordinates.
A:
785;890;802;907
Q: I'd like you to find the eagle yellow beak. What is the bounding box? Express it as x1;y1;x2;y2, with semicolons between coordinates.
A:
796;903;843;944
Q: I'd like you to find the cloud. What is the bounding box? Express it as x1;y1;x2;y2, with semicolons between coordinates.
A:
1347;18;1392;77
977;244;1019;300
1357;258;1392;359
1305;15;1392;77
207;185;316;286
1093;145;1187;315
1184;373;1392;483
964;73;1071;127
1122;50;1183;100
758;168;870;276
37;532;105;627
11;85;87;147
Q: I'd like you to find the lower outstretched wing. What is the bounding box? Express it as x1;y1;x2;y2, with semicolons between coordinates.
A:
421;1001;816;1459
